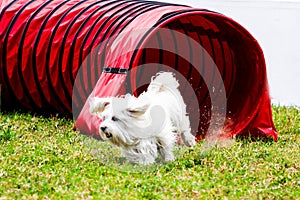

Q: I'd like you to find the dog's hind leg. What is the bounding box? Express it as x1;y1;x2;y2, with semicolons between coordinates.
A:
180;115;196;147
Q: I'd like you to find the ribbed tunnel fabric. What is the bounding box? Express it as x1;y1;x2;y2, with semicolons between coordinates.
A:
0;0;277;141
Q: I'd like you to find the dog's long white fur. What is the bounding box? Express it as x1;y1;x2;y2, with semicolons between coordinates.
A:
90;72;196;164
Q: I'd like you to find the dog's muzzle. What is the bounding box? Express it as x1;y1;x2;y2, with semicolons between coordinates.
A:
105;132;112;138
100;126;112;138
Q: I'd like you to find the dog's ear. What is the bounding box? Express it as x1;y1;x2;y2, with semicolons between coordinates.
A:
89;97;111;115
126;104;149;118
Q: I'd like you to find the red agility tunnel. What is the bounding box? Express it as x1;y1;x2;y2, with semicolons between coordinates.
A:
0;0;278;141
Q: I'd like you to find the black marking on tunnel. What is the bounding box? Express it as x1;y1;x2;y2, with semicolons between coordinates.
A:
75;0;140;108
103;67;128;74
96;2;172;91
93;3;187;96
75;0;160;109
75;1;173;102
73;0;132;115
96;2;161;92
69;0;118;118
59;0;115;115
68;0;113;85
74;2;187;109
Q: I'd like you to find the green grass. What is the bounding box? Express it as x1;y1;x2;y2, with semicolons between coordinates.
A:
0;106;299;199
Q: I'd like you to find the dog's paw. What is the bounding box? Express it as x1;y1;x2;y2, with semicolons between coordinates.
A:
182;133;196;147
164;154;175;162
136;157;156;165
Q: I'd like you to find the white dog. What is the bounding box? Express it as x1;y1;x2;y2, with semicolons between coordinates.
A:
89;72;196;165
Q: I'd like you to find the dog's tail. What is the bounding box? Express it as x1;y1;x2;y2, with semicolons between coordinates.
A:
151;72;179;90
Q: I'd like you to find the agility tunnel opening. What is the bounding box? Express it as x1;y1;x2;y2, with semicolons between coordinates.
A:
128;12;275;140
0;0;278;141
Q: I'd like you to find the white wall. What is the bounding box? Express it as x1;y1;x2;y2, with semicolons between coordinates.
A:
162;0;300;106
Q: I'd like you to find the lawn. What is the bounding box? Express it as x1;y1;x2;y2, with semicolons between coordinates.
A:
0;106;299;199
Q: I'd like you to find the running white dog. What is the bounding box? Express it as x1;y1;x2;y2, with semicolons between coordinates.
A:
89;72;196;165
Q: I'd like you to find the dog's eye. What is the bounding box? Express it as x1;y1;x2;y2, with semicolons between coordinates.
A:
102;116;106;121
111;116;119;121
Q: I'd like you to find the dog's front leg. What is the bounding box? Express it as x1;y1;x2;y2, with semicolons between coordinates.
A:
121;143;158;165
158;144;175;162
